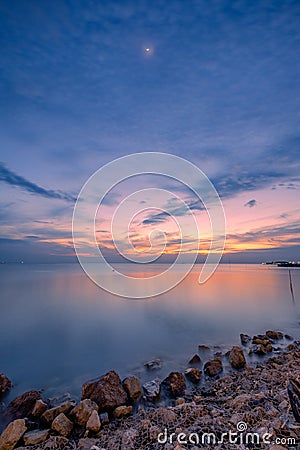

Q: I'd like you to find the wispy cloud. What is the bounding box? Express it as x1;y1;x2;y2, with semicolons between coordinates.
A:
0;163;76;202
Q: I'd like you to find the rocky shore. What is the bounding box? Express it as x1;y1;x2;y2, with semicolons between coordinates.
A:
0;330;299;450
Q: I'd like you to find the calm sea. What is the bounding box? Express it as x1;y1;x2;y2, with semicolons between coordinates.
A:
0;263;299;401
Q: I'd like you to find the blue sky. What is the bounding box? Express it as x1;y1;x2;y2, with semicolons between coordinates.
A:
0;0;300;262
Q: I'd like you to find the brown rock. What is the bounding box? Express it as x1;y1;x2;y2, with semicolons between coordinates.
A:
162;372;186;397
41;400;75;424
188;354;201;365
86;409;101;432
69;399;98;426
113;405;133;418
31;399;47;417
266;330;283;340
254;343;273;355
81;370;127;412
0;419;27;450
122;376;142;403
240;333;251;345
185;367;202;383
0;374;12;397
3;390;41;424
204;357;223;377
23;429;49;446
51;412;73;437
229;346;246;369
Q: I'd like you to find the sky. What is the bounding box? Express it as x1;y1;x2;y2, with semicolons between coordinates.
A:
0;0;300;263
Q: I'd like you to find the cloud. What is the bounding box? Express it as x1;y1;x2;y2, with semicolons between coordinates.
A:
0;163;77;202
244;199;257;208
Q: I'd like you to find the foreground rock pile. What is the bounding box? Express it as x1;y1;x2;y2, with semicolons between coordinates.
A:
0;330;299;449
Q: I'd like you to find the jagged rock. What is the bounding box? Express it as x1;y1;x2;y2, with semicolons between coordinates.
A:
41;400;75;424
204;357;223;377
31;399;47;417
240;333;251;345
0;419;27;450
86;409;101;432
23;429;49;445
3;390;41;424
185;367;202;383
70;399;98;426
143;378;161;401
288;378;300;422
51;412;73;437
144;359;162;370
162;372;186;397
253;343;273;355
82;370;127;412
122;376;142;402
188;354;201;365
113;405;133;418
266;330;283;340
0;374;12;397
229;346;246;369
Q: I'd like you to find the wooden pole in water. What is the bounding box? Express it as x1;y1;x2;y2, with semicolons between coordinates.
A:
289;269;295;304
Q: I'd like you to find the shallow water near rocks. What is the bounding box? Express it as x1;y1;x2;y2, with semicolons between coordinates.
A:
0;263;299;402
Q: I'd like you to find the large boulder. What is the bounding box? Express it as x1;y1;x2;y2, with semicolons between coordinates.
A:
122;376;142;403
81;370;127;412
31;399;47;417
69;399;98;426
3;390;41;424
185;367;202;384
0;374;12;398
41;400;75;425
51;413;73;437
162;372;186;397
229;346;246;369
0;419;27;450
188;354;201;365
204;358;223;377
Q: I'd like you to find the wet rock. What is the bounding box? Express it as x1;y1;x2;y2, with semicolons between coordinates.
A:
0;374;12;398
41;400;75;424
185;367;202;384
253;343;273;355
143;378;161;401
229;346;246;369
266;330;283;340
144;359;162;370
4;390;41;423
70;399;98;426
113;405;133;418
204;357;223;377
0;419;27;450
81;370;127;412
162;372;186;397
252;336;271;345
240;333;251;345
86;409;101;432
122;376;142;402
285;334;293;340
188;354;201;365
51;412;73;437
31;399;47;417
198;344;210;351
23;429;49;446
288;378;300;422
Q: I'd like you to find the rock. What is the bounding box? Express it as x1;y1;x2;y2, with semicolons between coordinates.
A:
43;436;69;448
23;429;49;446
78;438;99;450
240;333;251;345
121;428;138;450
113;405;132;418
144;359;162;370
229;346;246;369
185;367;202;383
266;330;283;340
176;397;185;405
143;378;161;401
162;372;186;397
0;419;27;450
81;370;127;412
0;374;12;397
288;378;300;422
253;343;273;355
31;399;47;417
99;412;109;425
41;400;75;424
155;407;177;425
70;399;98;426
3;390;41;423
285;334;293;340
51;412;73;437
252;337;271;345
198;344;210;351
122;376;142;402
188;354;201;365
86;409;101;432
204;357;223;377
